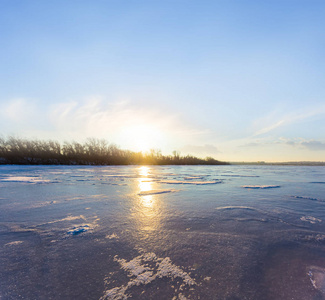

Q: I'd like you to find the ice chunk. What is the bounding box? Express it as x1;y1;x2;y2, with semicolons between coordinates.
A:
221;175;259;177
242;185;280;189
215;206;257;211
138;189;179;196
67;225;90;235
291;196;319;201
160;180;221;185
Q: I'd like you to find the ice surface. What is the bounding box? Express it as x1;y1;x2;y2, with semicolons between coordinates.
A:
2;165;325;299
183;176;204;180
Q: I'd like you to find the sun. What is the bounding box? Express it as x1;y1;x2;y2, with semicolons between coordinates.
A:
120;124;165;153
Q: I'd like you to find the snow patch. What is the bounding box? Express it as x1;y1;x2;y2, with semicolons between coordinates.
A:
300;216;322;224
100;252;195;300
43;215;87;225
4;241;23;247
242;185;280;189
1;176;51;184
172;293;188;300
105;233;118;239
308;266;325;293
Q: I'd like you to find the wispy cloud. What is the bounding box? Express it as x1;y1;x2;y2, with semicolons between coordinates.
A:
241;137;325;152
283;138;325;151
301;140;325;151
1;98;36;123
0;98;50;136
253;104;325;137
254;120;285;136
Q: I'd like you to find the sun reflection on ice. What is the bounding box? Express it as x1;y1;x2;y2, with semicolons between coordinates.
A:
138;166;154;208
135;166;161;231
138;166;150;177
138;179;154;207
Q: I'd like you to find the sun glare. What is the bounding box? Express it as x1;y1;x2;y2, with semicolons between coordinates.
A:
120;124;165;153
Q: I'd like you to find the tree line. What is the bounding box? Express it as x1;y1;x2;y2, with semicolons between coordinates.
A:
0;137;229;165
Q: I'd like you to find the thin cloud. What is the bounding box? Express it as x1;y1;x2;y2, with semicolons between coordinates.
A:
239;142;261;148
274;138;325;151
1;98;35;122
301;141;325;151
253;104;325;137
181;144;220;156
254;120;285;136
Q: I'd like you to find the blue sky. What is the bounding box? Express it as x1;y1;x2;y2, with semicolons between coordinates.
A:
1;0;325;161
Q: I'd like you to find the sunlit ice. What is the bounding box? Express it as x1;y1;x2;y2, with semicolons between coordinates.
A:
138;166;150;177
135;166;162;232
137;166;154;207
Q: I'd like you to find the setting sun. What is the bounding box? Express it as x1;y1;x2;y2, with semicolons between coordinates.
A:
120;124;165;153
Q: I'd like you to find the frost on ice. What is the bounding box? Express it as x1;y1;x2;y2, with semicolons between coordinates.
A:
308;266;325;293
100;252;196;300
300;216;322;224
1;176;52;184
4;241;24;247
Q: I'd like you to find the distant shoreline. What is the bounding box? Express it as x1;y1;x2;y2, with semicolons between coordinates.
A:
1;162;324;166
0;137;229;166
230;161;325;166
1;137;324;166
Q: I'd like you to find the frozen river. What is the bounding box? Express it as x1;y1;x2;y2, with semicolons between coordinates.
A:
1;165;325;299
